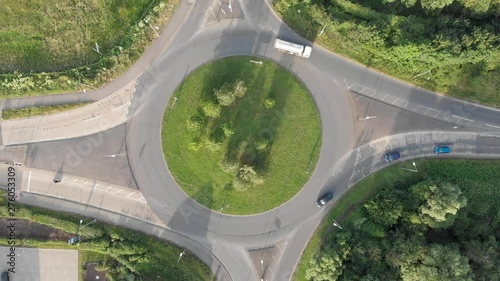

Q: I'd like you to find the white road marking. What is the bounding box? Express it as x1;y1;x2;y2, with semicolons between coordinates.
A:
486;124;500;129
82;115;102;123
451;115;474;122
27;170;32;192
112;102;130;112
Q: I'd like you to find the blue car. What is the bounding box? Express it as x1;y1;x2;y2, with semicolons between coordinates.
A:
434;146;450;154
384;152;401;163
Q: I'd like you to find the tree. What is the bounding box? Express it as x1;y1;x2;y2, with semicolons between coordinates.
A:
238;165;263;185
306;234;351;281
420;0;454;10
202;102;221;118
399;244;473;281
214;80;247;106
411;181;467;228
305;252;344;281
214;83;237;106
233;80;247;98
364;188;404;227
464;236;499;271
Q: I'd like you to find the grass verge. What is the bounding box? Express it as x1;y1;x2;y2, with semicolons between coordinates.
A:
273;0;500;107
162;56;322;215
2;102;92;120
0;0;179;99
0;190;214;281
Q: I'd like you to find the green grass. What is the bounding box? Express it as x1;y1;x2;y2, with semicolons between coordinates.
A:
81;250;111;263
294;159;500;281
0;0;154;73
273;0;500;107
0;0;179;98
162;56;322;215
2;102;92;120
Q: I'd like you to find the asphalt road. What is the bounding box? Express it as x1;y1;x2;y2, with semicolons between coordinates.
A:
2;0;500;281
125;0;500;280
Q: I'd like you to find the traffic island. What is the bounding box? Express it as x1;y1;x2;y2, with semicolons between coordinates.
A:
161;56;322;215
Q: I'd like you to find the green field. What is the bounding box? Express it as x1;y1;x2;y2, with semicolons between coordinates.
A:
1;0;155;73
0;190;214;281
274;0;500;107
162;56;322;215
2;102;91;120
0;0;178;98
296;159;500;281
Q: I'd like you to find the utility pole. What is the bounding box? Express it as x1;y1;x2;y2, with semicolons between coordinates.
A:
401;162;418;173
332;218;343;230
92;42;101;55
177;250;186;262
358;116;376;121
412;70;431;80
319;24;327;36
149;24;160;37
78;219;97;242
171;97;178;109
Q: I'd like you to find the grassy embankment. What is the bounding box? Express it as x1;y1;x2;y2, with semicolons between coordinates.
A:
2;103;91;120
0;0;179;99
0;190;214;281
274;0;500;107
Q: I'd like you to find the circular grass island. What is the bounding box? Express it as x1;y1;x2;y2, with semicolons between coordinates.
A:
162;56;322;215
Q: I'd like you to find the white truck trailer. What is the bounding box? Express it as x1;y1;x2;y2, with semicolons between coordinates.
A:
273;39;312;58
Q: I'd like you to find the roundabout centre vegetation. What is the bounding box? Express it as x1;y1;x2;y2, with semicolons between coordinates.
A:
162;56;322;215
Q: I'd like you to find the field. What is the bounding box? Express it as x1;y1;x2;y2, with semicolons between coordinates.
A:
0;0;155;73
0;0;178;98
162;56;322;215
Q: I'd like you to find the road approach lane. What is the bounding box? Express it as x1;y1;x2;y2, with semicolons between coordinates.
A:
126;20;357;239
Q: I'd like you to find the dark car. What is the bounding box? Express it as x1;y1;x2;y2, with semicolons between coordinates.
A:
434;146;450;154
384;152;401;163
316;193;333;207
1;272;9;281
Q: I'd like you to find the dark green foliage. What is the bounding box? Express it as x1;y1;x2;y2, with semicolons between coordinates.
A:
306;160;500;281
275;0;500;106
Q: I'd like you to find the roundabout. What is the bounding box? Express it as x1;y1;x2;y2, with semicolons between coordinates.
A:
125;11;356;279
161;56;322;214
3;0;500;281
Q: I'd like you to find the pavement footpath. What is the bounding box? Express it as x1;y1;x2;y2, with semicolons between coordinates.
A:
1;79;136;145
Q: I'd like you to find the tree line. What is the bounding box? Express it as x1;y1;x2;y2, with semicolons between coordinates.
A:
306;179;500;280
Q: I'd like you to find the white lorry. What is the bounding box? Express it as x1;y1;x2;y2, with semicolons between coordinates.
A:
273;39;312;58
